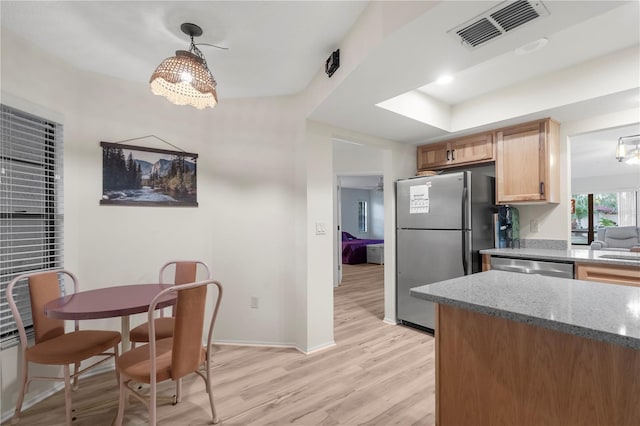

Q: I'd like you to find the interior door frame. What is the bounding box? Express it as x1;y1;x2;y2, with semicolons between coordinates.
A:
335;178;343;287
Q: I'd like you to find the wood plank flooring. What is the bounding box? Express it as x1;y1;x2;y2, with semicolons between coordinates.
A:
5;263;435;425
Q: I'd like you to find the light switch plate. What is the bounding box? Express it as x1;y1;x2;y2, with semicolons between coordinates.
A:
315;222;326;235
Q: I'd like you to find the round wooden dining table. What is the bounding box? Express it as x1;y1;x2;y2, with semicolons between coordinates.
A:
44;283;175;351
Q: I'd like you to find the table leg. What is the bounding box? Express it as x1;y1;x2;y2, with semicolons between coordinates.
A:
121;316;130;352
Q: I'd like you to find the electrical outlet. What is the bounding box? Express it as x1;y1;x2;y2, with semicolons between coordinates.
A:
530;220;540;233
250;296;259;309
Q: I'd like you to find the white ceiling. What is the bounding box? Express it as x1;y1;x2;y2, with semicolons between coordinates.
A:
1;0;639;150
415;2;637;106
0;1;367;99
571;123;640;179
309;0;640;144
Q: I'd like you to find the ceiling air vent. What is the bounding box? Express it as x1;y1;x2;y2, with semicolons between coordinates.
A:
448;0;550;49
457;18;503;48
491;0;541;32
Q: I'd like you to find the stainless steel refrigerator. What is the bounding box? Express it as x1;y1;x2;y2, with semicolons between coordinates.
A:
396;171;494;332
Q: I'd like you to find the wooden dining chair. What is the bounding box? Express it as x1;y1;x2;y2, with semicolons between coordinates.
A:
115;279;223;425
6;269;122;426
129;260;211;348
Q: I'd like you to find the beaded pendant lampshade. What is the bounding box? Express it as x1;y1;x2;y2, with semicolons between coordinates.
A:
150;23;218;110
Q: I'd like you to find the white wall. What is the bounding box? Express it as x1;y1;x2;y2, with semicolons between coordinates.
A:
333;142;386;240
572;174;640;195
0;1;438;416
341;188;371;238
451;47;640;132
369;189;384;240
332;141;386;284
324;123;415;326
0;0;431;413
1;29;310;414
333;142;384;174
338;187;383;240
303;121;336;352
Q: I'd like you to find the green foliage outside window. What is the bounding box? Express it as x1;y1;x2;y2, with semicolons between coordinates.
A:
599;217;617;227
573;194;588;222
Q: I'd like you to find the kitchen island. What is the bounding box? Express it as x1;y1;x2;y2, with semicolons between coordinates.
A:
411;270;640;426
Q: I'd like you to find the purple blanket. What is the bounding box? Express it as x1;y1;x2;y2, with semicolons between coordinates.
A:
341;232;383;264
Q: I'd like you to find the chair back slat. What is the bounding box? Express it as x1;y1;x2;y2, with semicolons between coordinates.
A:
171;285;207;379
174;262;198;285
28;272;65;343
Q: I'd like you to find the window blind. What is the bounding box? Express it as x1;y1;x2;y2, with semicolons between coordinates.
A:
0;104;63;343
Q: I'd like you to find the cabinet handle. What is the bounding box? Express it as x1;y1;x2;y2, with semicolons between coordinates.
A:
451;149;456;161
540;182;545;195
446;150;450;161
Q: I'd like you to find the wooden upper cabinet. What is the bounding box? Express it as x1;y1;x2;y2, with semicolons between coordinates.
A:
417;142;449;169
450;132;494;165
417;132;494;171
495;118;560;204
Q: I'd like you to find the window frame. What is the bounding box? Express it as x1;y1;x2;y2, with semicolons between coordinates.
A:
571;191;638;246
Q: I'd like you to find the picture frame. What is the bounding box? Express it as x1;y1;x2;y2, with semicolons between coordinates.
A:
100;141;198;207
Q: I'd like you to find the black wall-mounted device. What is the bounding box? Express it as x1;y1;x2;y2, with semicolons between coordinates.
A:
325;49;340;78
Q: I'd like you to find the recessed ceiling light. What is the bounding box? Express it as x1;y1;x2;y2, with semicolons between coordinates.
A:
515;37;549;55
436;75;454;85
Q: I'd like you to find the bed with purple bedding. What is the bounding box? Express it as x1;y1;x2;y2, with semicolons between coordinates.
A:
341;232;384;264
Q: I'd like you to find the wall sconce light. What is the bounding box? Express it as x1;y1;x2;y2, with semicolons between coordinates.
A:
616;134;640;165
150;23;218;110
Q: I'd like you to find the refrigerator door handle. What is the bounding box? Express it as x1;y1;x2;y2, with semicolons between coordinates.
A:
461;186;467;230
462;231;467;275
461;179;471;230
461;182;471;275
462;230;472;275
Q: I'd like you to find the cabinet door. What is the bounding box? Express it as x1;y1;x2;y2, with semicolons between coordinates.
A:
417;142;450;170
482;254;491;272
575;263;640;286
450;133;494;165
496;121;546;203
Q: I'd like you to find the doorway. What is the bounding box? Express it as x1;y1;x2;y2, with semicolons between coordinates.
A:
332;138;386;321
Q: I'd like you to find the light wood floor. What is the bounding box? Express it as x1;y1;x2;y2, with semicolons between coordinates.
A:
5;263;435;425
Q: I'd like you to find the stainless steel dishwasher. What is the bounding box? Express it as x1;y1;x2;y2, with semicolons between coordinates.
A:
490;256;574;278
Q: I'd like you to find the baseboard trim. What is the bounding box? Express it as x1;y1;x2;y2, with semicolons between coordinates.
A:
297;341;336;355
213;339;337;355
383;317;398;325
1;382;64;424
2;337;341;423
213;339;300;351
1;361;115;423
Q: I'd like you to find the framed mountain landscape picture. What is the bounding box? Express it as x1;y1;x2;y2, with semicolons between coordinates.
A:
100;142;198;207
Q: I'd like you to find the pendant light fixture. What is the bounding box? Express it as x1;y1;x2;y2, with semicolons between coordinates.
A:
616;134;640;165
150;23;218;110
